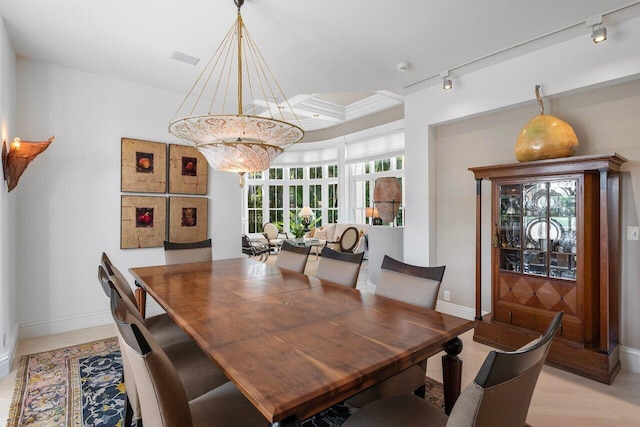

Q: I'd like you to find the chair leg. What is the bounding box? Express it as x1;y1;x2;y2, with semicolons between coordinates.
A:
124;394;134;427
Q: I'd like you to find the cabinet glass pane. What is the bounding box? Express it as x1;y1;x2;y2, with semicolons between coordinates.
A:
498;179;577;281
498;184;521;271
549;180;577;280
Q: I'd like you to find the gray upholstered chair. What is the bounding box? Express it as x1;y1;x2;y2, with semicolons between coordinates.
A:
241;234;270;262
343;311;564;427
163;239;212;265
347;256;446;408
104;275;234;427
109;285;267;427
315;246;364;288
100;255;189;347
275;240;311;273
376;256;446;310
262;222;288;253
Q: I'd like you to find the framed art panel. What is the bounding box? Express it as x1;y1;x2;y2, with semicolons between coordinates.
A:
121;196;167;249
121;138;167;193
168;144;208;195
168;196;208;243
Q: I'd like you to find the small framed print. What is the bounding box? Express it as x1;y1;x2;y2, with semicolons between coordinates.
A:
168;144;208;195
121;138;167;193
168;196;208;243
121;196;167;248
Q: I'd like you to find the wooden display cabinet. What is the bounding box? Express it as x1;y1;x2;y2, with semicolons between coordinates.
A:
469;154;626;384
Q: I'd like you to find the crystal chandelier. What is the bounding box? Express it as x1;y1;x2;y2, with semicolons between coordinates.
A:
169;0;304;177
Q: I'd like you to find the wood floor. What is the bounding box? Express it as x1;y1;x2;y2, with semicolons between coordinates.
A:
1;255;638;425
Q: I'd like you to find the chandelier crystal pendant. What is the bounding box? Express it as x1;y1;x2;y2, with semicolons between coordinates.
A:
169;0;304;177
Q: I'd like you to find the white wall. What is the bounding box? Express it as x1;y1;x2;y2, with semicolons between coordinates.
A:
14;58;241;340
404;16;640;372
0;18;18;377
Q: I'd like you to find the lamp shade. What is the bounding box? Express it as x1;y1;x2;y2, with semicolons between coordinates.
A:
365;207;380;218
373;177;402;222
299;206;314;218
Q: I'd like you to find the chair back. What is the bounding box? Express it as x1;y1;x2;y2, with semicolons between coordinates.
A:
316;246;364;288
339;227;359;252
163;239;212;265
447;311;563;427
262;223;279;239
276;241;311;273
108;284;194;427
375;255;446;310
101;252;137;306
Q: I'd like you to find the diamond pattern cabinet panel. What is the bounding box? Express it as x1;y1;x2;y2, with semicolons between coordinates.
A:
470;154;626;384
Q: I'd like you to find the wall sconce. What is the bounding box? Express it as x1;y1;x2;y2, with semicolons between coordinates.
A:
2;136;54;192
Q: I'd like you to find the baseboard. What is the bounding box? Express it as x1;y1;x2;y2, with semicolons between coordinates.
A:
18;300;167;340
19;309;114;340
620;345;640;374
0;323;19;378
435;300;484;321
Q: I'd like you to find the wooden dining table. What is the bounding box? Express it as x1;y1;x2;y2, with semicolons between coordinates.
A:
130;258;475;426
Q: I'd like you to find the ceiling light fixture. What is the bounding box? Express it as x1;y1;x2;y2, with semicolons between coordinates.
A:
588;15;607;44
592;26;607;43
168;0;304;178
442;72;453;90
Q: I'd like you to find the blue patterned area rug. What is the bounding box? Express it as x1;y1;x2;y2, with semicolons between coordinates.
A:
6;337;443;426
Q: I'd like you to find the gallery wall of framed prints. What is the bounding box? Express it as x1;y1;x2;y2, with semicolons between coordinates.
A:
120;138;209;249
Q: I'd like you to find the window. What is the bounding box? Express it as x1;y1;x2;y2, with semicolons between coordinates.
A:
269;185;283;224
289;167;303;180
248;171;263;179
328;164;338;178
247;185;263;233
309;166;322;179
351;156;405;226
289;185;303;211
269;168;283;180
327;183;338;223
309;184;322;226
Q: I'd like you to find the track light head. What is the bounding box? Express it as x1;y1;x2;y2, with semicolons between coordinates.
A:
592;26;607;43
443;76;453;90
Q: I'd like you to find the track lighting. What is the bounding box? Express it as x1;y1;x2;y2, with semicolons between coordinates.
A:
442;72;453;90
587;15;607;44
592;26;607;43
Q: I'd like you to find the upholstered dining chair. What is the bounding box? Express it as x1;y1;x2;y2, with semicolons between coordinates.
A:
242;234;270;262
262;222;288;253
109;285;267;427
104;276;233;427
376;255;446;310
275;240;312;273
347;256;446;407
338;226;359;252
344;311;564;427
315;246;364;288
163;239;212;265
100;256;188;347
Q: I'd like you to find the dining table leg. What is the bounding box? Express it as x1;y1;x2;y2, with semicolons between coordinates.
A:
442;337;464;415
271;415;300;427
134;280;147;319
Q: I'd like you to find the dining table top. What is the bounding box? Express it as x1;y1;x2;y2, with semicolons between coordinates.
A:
130;257;475;425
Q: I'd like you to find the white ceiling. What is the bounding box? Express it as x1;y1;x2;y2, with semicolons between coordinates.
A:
1;0;638;136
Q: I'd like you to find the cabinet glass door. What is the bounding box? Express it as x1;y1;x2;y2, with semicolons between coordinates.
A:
549;180;577;280
498;184;522;272
498;179;577;281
